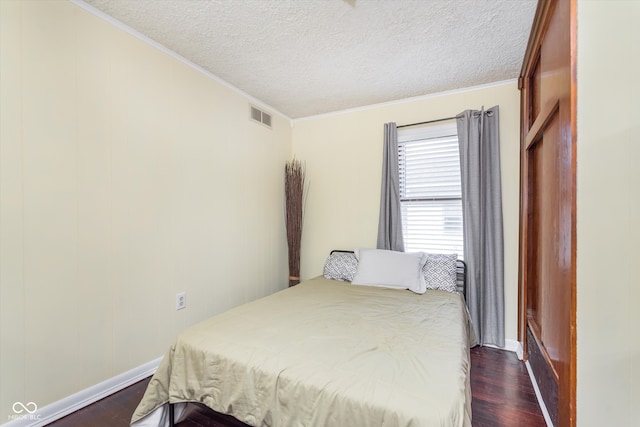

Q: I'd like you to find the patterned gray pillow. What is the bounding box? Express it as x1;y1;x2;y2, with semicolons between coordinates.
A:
323;252;358;282
422;253;458;293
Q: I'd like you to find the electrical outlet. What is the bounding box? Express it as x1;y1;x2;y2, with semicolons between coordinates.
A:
176;292;186;310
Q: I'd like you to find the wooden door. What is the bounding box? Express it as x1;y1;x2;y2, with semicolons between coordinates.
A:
518;0;576;426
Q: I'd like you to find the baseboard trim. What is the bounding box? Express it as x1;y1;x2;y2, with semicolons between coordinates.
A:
1;357;162;427
484;338;522;355
515;340;524;360
525;360;555;427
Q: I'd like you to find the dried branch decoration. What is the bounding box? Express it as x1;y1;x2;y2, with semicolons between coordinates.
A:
285;159;306;287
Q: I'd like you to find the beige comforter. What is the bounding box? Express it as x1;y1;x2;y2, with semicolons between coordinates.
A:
131;276;477;427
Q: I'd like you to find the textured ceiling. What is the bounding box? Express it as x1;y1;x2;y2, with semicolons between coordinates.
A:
81;0;537;119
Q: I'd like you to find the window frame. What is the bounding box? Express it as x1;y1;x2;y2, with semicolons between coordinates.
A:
397;122;464;257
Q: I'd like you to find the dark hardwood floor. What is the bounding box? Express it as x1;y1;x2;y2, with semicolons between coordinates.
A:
469;347;546;427
46;347;545;427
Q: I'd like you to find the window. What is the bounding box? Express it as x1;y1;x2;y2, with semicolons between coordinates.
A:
398;123;463;257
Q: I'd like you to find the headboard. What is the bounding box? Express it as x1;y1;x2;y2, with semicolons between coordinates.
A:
329;250;467;297
455;259;467;296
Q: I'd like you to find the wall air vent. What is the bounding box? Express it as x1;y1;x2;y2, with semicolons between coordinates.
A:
261;111;272;127
250;105;272;129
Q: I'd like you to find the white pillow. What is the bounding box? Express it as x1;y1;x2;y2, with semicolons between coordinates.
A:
351;248;427;294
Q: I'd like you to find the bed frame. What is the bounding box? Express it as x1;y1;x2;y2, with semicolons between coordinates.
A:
166;250;467;427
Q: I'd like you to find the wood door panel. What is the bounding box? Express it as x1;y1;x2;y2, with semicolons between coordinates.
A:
528;54;542;128
519;0;576;425
527;108;565;378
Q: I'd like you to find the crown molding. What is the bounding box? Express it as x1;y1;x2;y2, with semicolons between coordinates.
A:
293;79;518;124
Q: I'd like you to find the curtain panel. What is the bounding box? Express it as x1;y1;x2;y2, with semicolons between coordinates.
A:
376;122;405;252
456;106;505;347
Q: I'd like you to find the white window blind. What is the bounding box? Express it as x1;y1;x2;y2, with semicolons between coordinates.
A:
398;123;463;257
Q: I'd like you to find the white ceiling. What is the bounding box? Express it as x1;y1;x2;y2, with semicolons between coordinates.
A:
80;0;538;119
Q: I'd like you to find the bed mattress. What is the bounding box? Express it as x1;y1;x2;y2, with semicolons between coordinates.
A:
131;276;477;427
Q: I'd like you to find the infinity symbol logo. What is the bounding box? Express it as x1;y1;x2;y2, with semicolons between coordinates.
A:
12;402;38;414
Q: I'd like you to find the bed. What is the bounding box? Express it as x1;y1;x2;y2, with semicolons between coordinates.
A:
130;250;477;427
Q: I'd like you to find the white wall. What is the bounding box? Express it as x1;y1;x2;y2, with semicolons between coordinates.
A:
0;0;291;420
576;1;640;425
292;82;521;343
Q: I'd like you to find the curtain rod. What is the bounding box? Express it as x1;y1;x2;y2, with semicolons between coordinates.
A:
396;116;457;129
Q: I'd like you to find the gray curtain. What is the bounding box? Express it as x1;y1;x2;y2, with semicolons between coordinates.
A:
456;106;504;347
376;122;405;252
